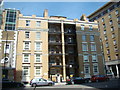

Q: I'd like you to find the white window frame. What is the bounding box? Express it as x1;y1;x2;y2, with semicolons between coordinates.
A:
83;55;89;62
91;44;96;51
82;44;88;51
115;10;118;15
92;54;98;62
113;40;117;45
22;66;30;76
23;54;30;63
103;30;106;34
93;63;99;74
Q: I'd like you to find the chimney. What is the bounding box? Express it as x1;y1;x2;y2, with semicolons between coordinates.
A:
43;9;48;18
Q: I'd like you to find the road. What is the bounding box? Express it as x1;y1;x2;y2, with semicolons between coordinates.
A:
2;78;120;90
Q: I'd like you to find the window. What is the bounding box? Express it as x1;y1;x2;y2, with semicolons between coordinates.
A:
119;23;120;28
83;55;89;62
113;40;117;45
114;47;118;52
90;35;94;41
117;16;120;22
111;27;114;32
92;54;97;62
82;35;86;41
68;37;72;43
109;20;113;25
35;66;41;76
26;20;30;26
24;42;30;50
91;44;96;51
105;36;108;40
22;66;29;76
104;30;106;34
4;44;10;53
93;64;98;74
106;42;109;47
82;44;88;51
36;32;40;39
23;54;29;62
89;25;93;31
101;18;104;22
103;24;106;28
25;31;30;38
35;42;41;50
81;25;84;30
115;54;119;59
108;56;111;60
107;49;110;54
84;65;90;74
112;33;115;38
35;54;41;62
108;14;112;19
115;10;118;15
36;21;41;27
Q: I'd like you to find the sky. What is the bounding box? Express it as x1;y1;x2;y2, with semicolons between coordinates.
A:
4;2;108;19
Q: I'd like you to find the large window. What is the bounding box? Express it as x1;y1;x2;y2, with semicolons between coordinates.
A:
91;44;96;51
35;54;41;62
83;55;89;62
90;35;94;41
35;42;41;50
22;66;29;76
26;20;30;26
23;54;29;62
36;32;40;39
92;54;97;62
35;66;41;76
82;44;88;51
82;35;86;41
25;31;30;38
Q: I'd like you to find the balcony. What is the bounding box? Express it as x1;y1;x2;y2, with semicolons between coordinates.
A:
49;40;62;45
49;62;62;67
49;51;62;55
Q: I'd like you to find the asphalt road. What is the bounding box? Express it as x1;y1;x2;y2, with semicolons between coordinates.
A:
2;78;120;90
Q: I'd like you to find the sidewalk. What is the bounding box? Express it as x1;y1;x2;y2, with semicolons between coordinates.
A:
55;82;66;85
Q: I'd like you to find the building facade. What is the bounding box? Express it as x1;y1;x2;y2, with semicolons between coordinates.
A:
88;1;120;78
0;9;19;80
0;9;105;83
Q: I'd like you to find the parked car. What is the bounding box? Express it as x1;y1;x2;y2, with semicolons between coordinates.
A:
66;77;89;84
91;75;109;82
1;78;25;88
30;78;54;87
